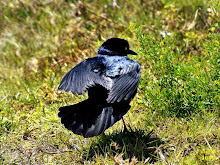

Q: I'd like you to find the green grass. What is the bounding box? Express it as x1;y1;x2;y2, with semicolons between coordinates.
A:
0;0;219;164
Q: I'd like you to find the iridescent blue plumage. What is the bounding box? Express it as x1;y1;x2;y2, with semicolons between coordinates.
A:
58;38;141;138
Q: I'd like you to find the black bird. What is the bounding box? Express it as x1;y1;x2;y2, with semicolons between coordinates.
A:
58;38;141;138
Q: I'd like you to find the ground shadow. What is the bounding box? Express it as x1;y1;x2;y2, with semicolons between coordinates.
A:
85;129;164;163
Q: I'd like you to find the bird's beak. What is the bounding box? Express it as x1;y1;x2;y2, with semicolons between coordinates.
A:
127;49;138;55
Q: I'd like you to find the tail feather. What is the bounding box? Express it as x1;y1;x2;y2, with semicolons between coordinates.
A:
58;100;130;138
84;107;112;137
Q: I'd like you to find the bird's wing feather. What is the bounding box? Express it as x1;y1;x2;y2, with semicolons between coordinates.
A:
107;62;141;103
58;58;107;95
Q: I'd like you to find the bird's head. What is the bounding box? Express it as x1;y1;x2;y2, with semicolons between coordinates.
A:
98;38;137;56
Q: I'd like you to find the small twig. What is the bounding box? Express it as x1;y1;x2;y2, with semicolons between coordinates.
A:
78;1;125;28
143;25;158;33
86;8;125;27
107;152;120;165
186;9;198;30
38;147;74;155
158;149;168;165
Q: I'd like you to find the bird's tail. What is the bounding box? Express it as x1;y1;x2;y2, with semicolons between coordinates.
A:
58;100;130;138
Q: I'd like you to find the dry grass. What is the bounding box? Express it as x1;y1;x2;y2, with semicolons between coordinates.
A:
0;0;219;164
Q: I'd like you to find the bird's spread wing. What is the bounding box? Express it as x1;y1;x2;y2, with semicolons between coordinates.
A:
58;58;108;95
59;57;140;102
107;62;141;103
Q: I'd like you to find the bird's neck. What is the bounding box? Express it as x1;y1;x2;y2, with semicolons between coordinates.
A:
97;47;118;56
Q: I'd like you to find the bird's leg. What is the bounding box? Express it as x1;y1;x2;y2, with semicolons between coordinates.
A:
122;117;133;132
122;117;128;132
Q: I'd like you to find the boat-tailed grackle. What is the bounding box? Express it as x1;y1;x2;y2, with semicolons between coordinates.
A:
58;38;141;138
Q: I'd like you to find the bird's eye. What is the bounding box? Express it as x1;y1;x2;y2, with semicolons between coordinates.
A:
125;47;128;50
